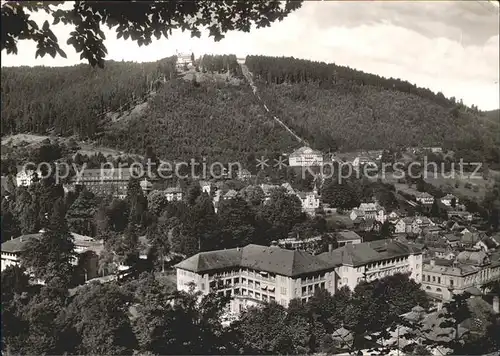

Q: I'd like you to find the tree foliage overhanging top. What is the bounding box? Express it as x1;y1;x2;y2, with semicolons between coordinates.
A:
1;0;303;67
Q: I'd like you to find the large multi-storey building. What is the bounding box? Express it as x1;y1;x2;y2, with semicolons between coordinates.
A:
288;146;324;167
175;244;337;314
175;240;424;315
69;168;155;198
70;168;133;198
422;251;500;302
318;240;423;291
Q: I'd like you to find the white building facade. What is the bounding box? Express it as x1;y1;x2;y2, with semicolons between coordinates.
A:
175;244;337;315
16;169;41;187
422;251;500;302
296;190;320;215
318;240;423;291
288;146;324;167
175;240;424;316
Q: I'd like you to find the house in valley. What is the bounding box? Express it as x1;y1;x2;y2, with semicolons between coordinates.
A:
441;194;458;207
165;187;183;201
415;192;434;205
336;230;363;247
395;217;415;234
296;189;320;216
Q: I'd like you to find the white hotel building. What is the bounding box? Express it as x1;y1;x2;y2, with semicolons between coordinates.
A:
175;244;337;313
318;240;423;291
175;240;423;315
288;146;324;167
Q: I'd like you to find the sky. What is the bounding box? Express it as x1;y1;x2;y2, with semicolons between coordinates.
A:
2;1;499;110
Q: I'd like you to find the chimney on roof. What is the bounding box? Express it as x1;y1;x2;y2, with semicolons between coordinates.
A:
493;296;499;314
430;259;435;266
237;246;241;251
328;243;333;253
20;237;23;242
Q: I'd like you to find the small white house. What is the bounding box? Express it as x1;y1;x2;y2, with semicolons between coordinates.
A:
352;156;377;168
388;211;400;221
16;169;41;187
199;180;212;195
296;190;320;215
415;192;434;205
441;194;457;207
165;187;183;201
356;203;386;223
395;217;414;233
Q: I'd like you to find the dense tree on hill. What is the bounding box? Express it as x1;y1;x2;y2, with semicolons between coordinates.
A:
1;1;302;67
189;193;220;251
218;197;256;248
186;183;203;206
260;187;304;241
200;54;242;77
21;198;76;287
146;190;170;217
61;283;138;355
101;78;299;163
1;209;20;243
1;58;177;138
126;177;147;226
1;266;30;303
483;177;500;231
322;181;360;210
14;188;38;234
240;185;265;207
233;301;295;354
66;190;98;236
146;216;171;272
134;285;234;355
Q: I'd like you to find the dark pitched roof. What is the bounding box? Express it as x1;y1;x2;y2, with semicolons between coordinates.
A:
174;244;335;277
1;234;40;253
482;237;498;249
2;232;102;254
318;240;423;267
337;230;363;242
444;233;461;242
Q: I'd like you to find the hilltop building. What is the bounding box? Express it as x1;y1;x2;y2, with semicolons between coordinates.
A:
288;146;323;167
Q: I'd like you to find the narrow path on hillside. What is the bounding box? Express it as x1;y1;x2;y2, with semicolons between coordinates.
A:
239;63;308;145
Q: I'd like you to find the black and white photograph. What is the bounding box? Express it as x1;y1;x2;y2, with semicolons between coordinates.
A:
1;0;499;355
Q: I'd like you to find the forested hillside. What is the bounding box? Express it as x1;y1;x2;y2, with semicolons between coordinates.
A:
1;57;177;137
2;54;499;164
246;56;500;157
100;79;298;163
